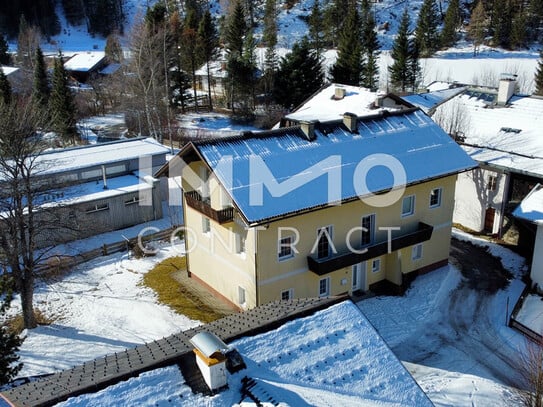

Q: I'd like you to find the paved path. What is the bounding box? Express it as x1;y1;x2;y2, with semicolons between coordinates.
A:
1;296;344;407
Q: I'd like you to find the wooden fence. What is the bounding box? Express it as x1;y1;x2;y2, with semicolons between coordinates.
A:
35;227;178;277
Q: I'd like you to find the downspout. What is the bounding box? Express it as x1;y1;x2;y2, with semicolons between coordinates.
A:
254;225;259;306
102;165;108;189
498;172;511;238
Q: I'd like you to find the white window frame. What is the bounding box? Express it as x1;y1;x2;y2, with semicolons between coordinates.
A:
318;277;330;297
278;235;295;261
281;288;293;301
487;174;497;191
412;243;423;260
372;259;381;273
236;232;246;255
238;286;246;306
429;187;442;208
86;203;109;213
361;214;376;246
124;196;141;206
401;195;415;217
202;216;210;234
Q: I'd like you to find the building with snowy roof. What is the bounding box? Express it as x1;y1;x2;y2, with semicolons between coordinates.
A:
157;104;475;309
64;51;107;83
429;75;543;237
6;138;170;246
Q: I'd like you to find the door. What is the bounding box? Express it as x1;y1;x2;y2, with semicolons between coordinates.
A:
352;262;366;292
484;207;495;233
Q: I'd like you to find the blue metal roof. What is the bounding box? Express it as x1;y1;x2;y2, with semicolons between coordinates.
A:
195;109;476;224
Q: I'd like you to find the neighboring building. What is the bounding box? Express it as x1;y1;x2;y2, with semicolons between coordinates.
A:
278;82;413;127
7;138;170;246
513;184;543;289
417;75;543;236
158;107;475;309
64;51;107;83
0;65;24;91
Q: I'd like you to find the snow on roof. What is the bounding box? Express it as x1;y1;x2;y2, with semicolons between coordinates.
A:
31;138;169;178
284;83;392;123
435;93;543;177
64;51;106;72
58;301;432;406
1;66;19;76
194;109;476;224
513;184;543;223
402;87;466;113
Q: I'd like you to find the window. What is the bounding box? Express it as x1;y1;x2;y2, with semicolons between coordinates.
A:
372;259;381;273
402;195;415;217
361;214;375;246
412;244;423;260
318;277;330;297
124;196;140;206
429;188;442;208
316;226;333;259
238;286;246;306
202;216;210;233
86;203;109;213
81;169;102;180
487;175;497;191
281;289;293;301
237;232;246;254
278;236;295;260
105;164;126;175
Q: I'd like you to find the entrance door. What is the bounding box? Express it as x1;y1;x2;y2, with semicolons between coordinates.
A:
352;262;366;292
484;207;495;233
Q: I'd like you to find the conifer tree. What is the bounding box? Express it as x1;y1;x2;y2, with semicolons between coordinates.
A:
389;8;412;92
50;52;77;144
273;37;324;109
535;50;543;96
323;0;349;48
197;9;218;110
0;68;11;105
415;0;440;57
511;10;528;49
32;47;49;108
0;277;23;385
441;0;461;48
468;0;487;56
262;0;278;101
0;33;10;65
491;0;512;48
330;5;363;86
307;0;325;60
225;0;247;57
361;0;380;91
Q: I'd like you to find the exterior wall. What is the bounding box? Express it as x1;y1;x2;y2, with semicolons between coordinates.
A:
453;166;508;234
531;224;543;289
255;176;457;305
184;203;257;309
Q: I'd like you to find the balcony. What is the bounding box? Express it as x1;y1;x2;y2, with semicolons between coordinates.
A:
184;190;234;224
307;222;434;276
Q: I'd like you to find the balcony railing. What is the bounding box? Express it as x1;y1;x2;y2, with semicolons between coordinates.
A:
307;222;434;276
184;190;234;224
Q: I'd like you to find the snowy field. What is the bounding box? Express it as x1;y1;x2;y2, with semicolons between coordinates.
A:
14;242;197;378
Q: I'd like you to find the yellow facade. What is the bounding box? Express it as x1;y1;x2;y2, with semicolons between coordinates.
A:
182;159;457;309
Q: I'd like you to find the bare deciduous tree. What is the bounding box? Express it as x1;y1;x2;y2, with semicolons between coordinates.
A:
518;337;543;407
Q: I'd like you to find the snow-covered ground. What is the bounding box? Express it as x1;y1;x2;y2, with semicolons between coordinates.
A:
358;232;528;406
58;301;433;406
15;243;197;378
516;294;543;335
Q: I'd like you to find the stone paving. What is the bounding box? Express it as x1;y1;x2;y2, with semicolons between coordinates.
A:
1;296;345;407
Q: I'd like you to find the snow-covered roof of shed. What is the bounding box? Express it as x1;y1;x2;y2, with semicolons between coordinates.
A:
513;184;543;223
1;66;19;76
283;83;398;123
64;51;106;72
191;109;476;224
402;87;466;113
33;138;169;177
435;93;543;177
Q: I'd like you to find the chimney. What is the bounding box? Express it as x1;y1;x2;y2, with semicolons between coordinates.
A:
334;87;346;100
190;332;229;392
300;120;317;141
343;112;358;133
497;73;517;105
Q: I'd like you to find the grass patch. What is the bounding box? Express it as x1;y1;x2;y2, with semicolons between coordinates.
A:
142;256;226;323
6;309;55;335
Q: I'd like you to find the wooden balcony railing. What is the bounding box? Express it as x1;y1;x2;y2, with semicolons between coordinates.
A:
307;222;434;276
184;190;234;224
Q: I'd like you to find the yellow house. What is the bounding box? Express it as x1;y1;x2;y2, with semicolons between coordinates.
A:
158;108;475;310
